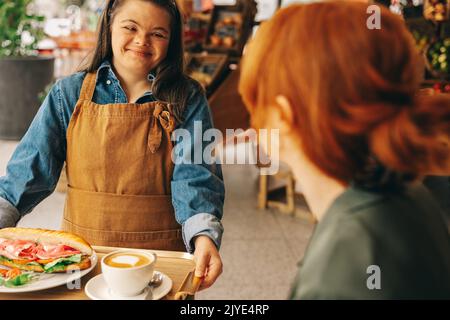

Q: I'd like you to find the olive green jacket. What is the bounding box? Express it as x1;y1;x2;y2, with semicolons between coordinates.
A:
290;185;450;299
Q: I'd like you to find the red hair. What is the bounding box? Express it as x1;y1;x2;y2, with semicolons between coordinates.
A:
239;2;450;186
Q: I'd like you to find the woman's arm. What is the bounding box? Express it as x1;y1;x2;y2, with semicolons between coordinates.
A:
171;87;225;289
0;84;66;227
171;87;225;252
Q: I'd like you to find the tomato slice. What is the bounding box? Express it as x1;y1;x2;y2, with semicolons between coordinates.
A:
63;245;78;251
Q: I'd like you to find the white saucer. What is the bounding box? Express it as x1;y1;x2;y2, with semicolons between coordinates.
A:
85;271;172;300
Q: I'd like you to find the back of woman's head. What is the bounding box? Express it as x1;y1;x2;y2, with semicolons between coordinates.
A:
239;1;450;189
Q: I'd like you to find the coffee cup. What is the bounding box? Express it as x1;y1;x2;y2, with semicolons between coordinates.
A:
101;250;157;297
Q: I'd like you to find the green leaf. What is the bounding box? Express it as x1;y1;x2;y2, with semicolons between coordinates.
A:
44;264;68;273
4;273;35;287
43;254;82;271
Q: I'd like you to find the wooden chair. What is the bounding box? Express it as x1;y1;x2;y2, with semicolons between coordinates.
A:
257;161;316;223
258;162;295;215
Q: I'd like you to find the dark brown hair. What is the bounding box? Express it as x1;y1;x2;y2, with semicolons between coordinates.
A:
239;2;450;189
82;0;200;121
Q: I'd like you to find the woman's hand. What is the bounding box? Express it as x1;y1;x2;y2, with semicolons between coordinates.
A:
193;235;223;290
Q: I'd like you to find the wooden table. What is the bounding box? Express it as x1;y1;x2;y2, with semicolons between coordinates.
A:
0;245;196;300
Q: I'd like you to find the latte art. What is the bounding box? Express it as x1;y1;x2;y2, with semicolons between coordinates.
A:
104;253;151;268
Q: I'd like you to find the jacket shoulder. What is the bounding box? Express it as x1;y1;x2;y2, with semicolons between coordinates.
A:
55;71;87;100
293;186;450;299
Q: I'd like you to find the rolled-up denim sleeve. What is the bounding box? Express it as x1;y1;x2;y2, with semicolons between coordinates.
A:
0;197;20;228
0;82;66;225
171;88;225;253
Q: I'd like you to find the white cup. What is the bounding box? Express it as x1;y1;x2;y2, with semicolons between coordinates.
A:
101;250;157;297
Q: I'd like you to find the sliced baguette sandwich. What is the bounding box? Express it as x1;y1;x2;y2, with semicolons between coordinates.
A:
0;228;93;273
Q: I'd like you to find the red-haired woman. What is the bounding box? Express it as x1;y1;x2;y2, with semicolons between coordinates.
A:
239;2;450;299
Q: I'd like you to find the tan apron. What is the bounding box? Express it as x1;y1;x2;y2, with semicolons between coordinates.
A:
62;72;185;251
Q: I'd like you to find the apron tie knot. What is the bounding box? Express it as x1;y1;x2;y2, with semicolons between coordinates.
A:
148;103;176;154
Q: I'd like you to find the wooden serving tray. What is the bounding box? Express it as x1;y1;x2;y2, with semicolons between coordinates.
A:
0;245;196;300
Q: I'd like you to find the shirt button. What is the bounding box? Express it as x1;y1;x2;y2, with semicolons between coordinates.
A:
106;80;112;85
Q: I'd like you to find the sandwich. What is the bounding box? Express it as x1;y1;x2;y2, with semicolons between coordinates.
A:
0;228;93;273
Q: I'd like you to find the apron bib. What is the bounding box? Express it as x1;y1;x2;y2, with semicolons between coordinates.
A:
62;72;185;251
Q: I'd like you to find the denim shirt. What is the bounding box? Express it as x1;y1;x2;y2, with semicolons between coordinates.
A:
0;60;225;253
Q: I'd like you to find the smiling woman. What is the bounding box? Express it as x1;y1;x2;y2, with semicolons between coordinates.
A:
110;1;171;95
0;0;225;292
83;0;192;118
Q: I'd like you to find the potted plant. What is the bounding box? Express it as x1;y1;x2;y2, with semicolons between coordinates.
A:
0;0;55;140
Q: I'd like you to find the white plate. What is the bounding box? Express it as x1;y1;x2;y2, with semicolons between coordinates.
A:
85;271;172;300
0;251;98;293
